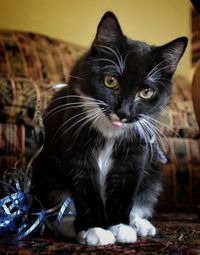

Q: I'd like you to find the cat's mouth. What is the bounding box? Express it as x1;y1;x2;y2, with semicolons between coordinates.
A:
109;114;124;127
109;113;139;127
109;113;133;127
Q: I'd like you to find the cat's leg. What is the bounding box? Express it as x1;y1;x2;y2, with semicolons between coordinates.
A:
67;161;115;245
105;164;143;243
33;153;115;245
129;173;162;237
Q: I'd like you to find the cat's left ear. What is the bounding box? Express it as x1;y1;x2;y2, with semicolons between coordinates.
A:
93;12;124;47
159;37;188;73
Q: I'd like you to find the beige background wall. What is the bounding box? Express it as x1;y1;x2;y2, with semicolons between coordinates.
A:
0;0;191;78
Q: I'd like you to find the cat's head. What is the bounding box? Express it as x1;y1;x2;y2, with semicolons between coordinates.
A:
73;12;187;136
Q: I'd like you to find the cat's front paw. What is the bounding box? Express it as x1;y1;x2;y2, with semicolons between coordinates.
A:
77;227;115;245
130;217;156;237
109;224;137;243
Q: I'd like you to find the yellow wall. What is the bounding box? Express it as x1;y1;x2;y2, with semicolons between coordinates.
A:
0;0;191;78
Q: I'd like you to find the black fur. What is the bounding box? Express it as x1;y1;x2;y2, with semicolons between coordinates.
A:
31;12;187;234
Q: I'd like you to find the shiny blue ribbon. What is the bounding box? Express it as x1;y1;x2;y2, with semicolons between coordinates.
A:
55;196;75;235
0;168;76;240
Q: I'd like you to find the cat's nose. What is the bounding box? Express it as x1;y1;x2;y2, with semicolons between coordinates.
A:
117;106;130;121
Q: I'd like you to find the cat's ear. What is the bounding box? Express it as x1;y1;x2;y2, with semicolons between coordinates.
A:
93;12;124;46
159;37;188;73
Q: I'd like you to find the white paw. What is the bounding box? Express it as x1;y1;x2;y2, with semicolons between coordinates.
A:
77;227;115;245
130;217;156;237
109;224;137;243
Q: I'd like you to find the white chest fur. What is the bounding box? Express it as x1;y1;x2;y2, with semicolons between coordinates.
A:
97;140;114;202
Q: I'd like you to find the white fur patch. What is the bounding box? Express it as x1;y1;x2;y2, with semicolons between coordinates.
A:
97;140;114;202
77;227;115;245
109;224;137;243
130;206;153;220
130;217;156;237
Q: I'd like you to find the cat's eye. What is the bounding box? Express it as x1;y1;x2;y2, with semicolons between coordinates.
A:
104;75;119;89
139;88;155;99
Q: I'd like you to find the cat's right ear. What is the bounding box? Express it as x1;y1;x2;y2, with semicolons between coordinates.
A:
92;12;124;50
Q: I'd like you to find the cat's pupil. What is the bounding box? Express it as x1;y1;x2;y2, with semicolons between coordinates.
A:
109;78;114;83
108;77;116;85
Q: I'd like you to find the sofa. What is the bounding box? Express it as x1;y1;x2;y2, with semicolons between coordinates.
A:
0;30;199;211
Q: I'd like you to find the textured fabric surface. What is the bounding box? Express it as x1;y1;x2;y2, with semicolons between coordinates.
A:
166;137;200;164
0;30;85;172
0;123;34;156
157;75;199;138
158;102;199;138
0;78;47;126
0;30;85;82
0;213;199;255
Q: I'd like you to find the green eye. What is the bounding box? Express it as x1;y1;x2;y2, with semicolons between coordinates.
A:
139;88;155;99
104;75;119;89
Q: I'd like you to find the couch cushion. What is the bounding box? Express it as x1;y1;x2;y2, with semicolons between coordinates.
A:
0;30;85;82
0;78;50;126
157;101;199;138
165;137;200;164
156;75;199;138
0;123;34;157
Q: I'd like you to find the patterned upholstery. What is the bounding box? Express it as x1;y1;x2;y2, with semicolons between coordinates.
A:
0;30;85;172
0;30;199;209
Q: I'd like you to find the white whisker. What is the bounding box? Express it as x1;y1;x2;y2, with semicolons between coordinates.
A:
73;109;105;141
136;120;154;162
140;118;167;152
95;44;128;75
95;58;121;74
139;114;172;153
68;75;86;81
146;61;166;80
58;109;101;142
51;108;100;143
141;114;180;137
146;64;177;83
44;101;105;122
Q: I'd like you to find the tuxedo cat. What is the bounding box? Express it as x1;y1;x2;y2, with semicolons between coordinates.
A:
32;12;187;245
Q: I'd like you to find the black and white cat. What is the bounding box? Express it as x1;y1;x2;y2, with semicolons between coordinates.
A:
32;12;187;245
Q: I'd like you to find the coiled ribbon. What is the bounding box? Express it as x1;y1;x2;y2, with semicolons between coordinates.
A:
0;167;75;240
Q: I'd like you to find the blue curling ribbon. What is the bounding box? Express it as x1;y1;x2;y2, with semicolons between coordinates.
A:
0;168;76;240
16;209;46;240
55;196;75;233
